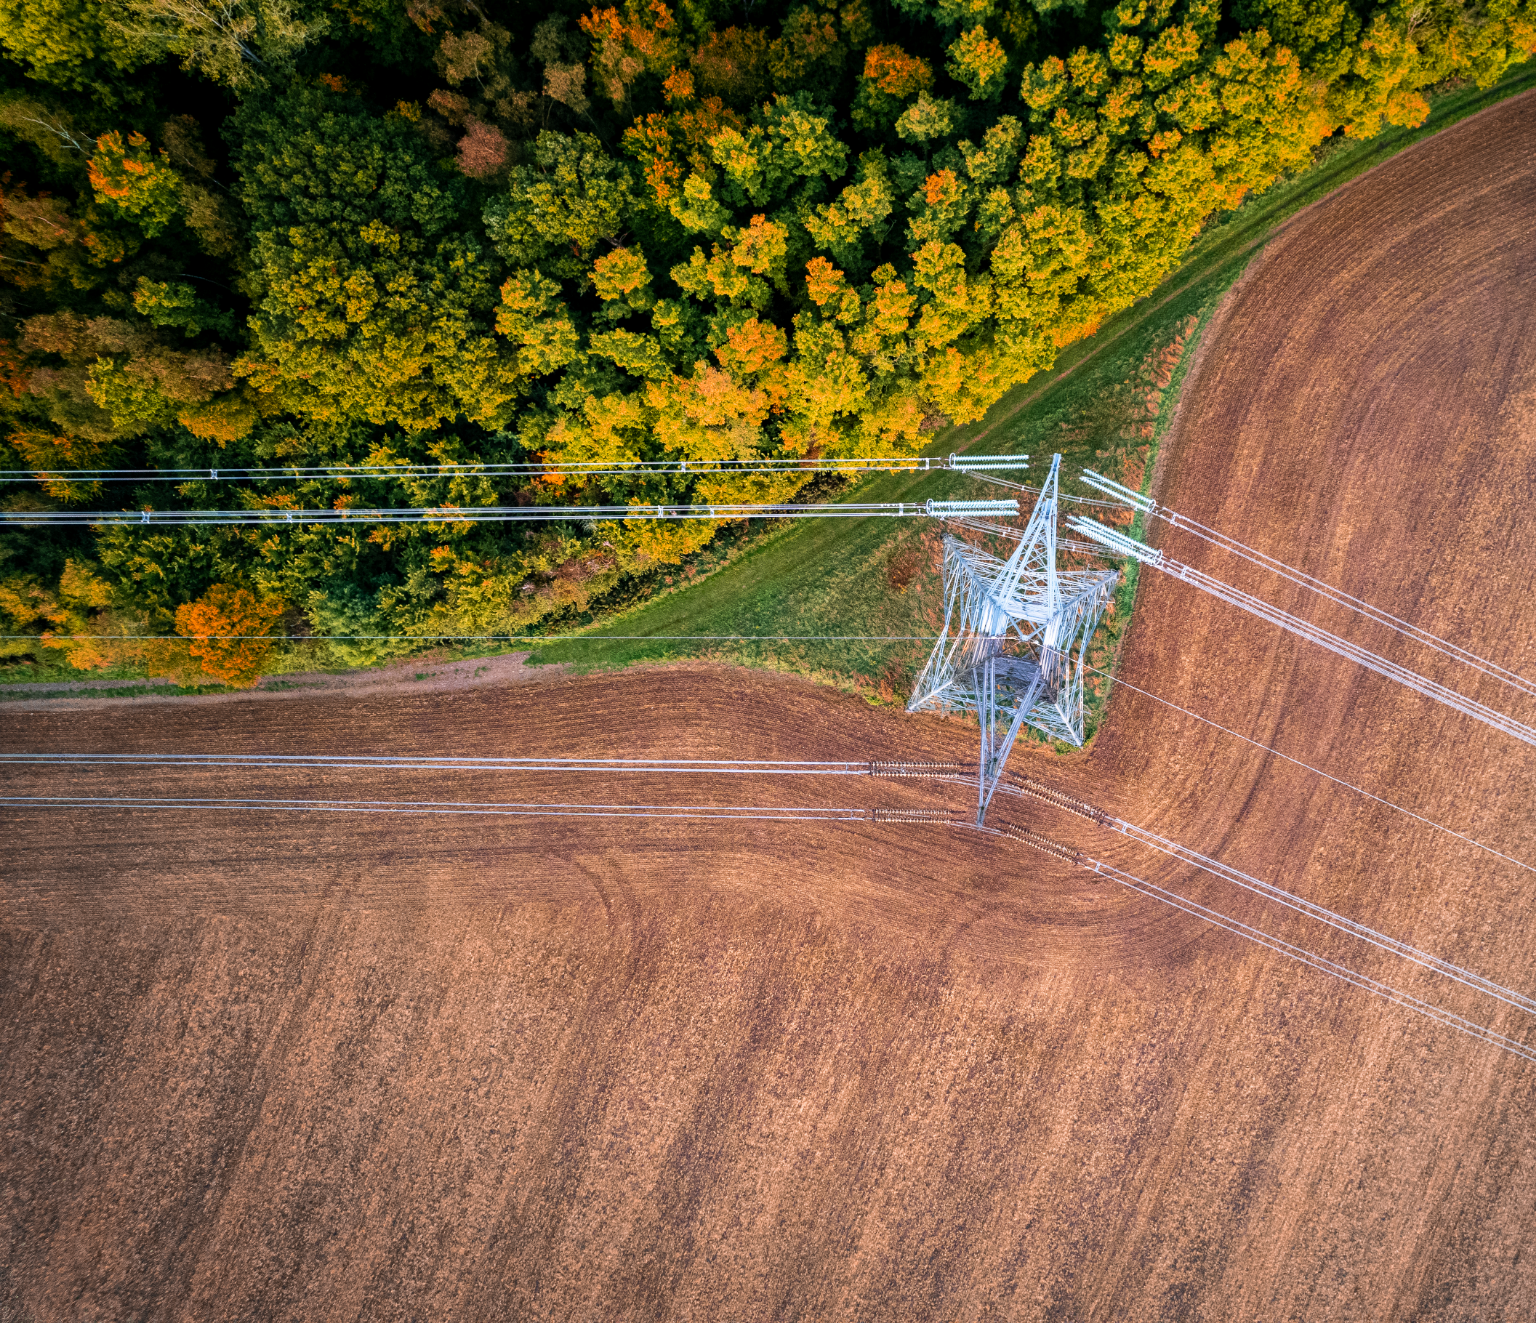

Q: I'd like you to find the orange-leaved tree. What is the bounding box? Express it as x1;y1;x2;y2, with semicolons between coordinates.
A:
87;130;182;236
172;584;285;688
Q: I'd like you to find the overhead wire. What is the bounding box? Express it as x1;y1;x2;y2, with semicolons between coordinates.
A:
4;783;1528;1064
1109;811;1536;1016
1;641;1528;877
0;498;1020;529
0;753;880;775
0;454;1031;484
10;472;1529;1061
0;794;869;822
1083;661;1536;878
1072;515;1536;751
971;819;1535;1064
991;774;1536;1017
1;629;1527;879
1081;469;1536;703
1170;518;1536;702
15;712;1532;1007
1067;843;1536;1065
5;774;1529;1060
7;756;1531;1062
964;471;1128;510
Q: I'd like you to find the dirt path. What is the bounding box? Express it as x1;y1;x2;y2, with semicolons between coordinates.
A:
0;648;565;711
3;93;1536;1321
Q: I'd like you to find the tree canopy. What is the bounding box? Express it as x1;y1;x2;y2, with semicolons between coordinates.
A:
1;0;1531;678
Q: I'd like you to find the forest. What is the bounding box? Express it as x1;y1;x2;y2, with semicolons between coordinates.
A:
1;0;1531;684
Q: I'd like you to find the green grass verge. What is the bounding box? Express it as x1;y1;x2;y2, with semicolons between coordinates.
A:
527;257;1241;723
0;658;155;685
0;680;233;701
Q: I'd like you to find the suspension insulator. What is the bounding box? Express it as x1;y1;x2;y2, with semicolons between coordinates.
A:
998;823;1080;864
868;760;966;778
870;807;962;823
1012;777;1112;825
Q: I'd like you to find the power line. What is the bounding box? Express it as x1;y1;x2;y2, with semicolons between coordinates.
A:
5;630;1528;881
0;753;882;775
943;514;1120;557
1084;662;1536;877
1109;808;1536;1016
0;756;968;785
963;470;1128;510
1;793;968;827
0;498;1021;529
31;709;1533;1005
1077;847;1536;1065
8;776;1528;1062
5;640;1531;875
996;775;1536;1015
0;453;1031;484
1082;468;1536;703
1072;516;1536;751
0;794;870;822
9;629;1527;880
985;821;1536;1065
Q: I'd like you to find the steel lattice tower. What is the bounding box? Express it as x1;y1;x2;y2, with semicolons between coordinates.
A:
908;455;1120;824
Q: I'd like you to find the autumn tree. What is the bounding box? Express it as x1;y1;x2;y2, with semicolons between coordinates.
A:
580;0;682;107
768;7;850;95
486;130;636;276
0;0;138;87
19;309;247;444
170;583;285;687
0;560;120;669
2;0;1532;677
88;130;183;236
852;45;934;129
947;27;1008;100
235;87;525;430
111;0;324;89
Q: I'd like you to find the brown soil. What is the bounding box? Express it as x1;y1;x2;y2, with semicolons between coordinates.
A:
4;93;1536;1321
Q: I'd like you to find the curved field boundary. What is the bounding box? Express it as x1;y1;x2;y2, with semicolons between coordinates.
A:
952;70;1536;455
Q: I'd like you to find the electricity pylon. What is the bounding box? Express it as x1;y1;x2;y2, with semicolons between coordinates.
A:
908;455;1120;825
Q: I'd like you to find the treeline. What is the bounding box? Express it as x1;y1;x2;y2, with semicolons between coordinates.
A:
1;0;1531;681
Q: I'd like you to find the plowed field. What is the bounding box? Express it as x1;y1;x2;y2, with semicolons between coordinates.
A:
4;92;1536;1321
